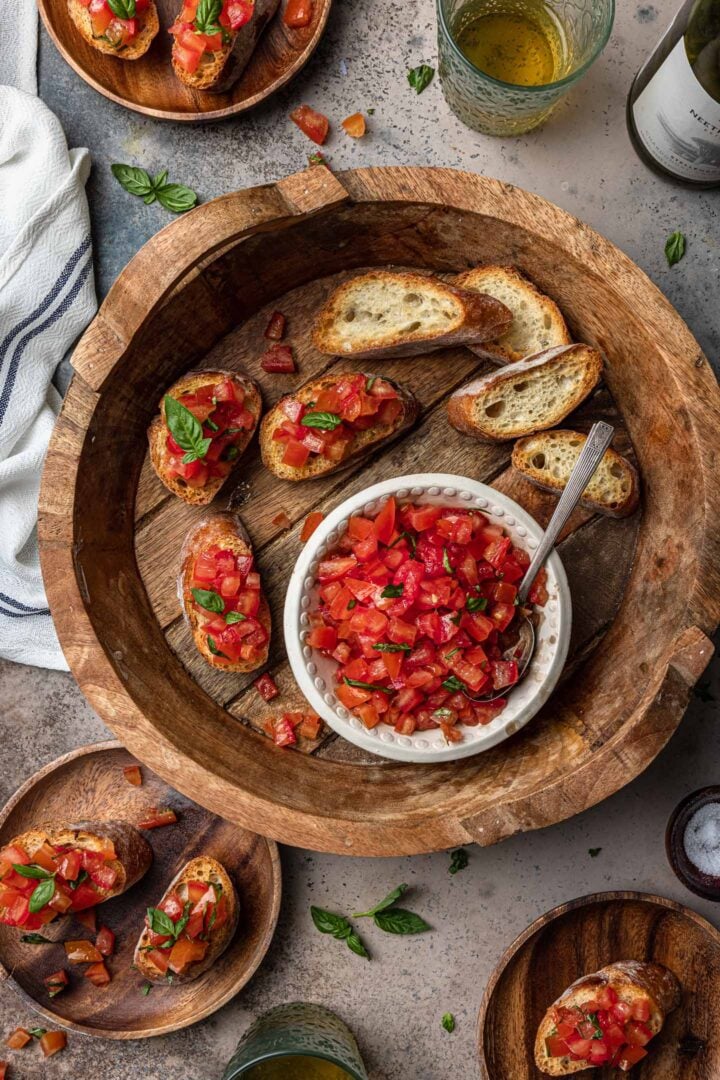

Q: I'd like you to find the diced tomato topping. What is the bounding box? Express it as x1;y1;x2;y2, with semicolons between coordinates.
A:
546;993;655;1068
253;673;279;701
264;311;287;340
261;344;296;373
162;377;255;488
138;808;178;830
39;1031;67;1058
95;925;115;957
284;0;313;26
290;104;330;144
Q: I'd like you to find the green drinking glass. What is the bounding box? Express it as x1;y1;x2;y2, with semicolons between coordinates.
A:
221;1003;368;1080
437;0;615;135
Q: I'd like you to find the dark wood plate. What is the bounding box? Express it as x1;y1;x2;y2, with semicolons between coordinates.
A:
37;0;333;122
478;891;720;1079
0;742;281;1038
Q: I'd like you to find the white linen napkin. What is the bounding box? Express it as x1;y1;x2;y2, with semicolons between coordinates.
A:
0;2;97;669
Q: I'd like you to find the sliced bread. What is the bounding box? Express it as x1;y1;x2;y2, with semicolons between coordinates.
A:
67;0;159;58
447;344;603;442
455;265;572;363
312;270;512;360
512;429;640;517
171;0;279;92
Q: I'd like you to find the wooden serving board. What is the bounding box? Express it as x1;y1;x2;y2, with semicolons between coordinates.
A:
0;743;281;1038
38;166;720;856
478;892;720;1079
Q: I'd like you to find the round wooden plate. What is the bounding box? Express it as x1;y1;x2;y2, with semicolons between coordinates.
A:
0;742;281;1038
478;891;720;1079
37;0;333;122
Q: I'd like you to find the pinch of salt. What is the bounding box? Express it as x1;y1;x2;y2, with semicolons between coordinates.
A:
683;802;720;877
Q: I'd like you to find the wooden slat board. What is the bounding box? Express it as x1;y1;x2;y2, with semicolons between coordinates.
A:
133;267;641;764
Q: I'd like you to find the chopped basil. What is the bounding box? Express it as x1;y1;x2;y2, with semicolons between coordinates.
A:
665;230;686;267
205;418;219;432
20;933;54;944
373;642;411;652
164;395;211;463
353;884;408;918
146;907;176;938
442;675;465;692
344;677;393;694
588;847;602;857
365;376;377;392
444;647;460;658
407;63;435;93
441;1013;455;1033
28;1028;47;1039
432;708;454;719
389;531;417;557
191;587;224;613
467;595;488;612
107;0;136;18
443;548;453;573
347;598;357;610
141;983;153;995
449;848;469;875
12;864;53;879
224;446;240;460
207;637;228;658
381;583;404;598
29;877;56;913
301;411;343;431
225;611;247;624
66;869;88;890
193;0;223;35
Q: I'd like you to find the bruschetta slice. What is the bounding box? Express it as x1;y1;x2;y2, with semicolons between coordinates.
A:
68;0;159;58
170;0;279;92
179;512;271;672
133;856;239;983
148;370;261;506
312;271;512;361
535;961;681;1074
0;822;152;931
260;372;419;481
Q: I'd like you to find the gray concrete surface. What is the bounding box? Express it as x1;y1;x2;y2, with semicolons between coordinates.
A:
1;0;717;1075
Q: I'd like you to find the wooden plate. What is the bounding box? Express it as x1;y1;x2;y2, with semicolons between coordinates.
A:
0;742;281;1038
37;0;333;122
478;891;720;1079
38;166;720;856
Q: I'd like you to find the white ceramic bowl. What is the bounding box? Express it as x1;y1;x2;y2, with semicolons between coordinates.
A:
284;474;571;763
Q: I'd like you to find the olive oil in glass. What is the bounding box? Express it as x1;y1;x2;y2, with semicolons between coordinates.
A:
245;1059;353;1079
453;0;567;87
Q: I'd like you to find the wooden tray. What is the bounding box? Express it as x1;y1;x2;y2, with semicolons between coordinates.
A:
0;742;281;1038
478;891;720;1079
38;166;720;856
37;0;333;122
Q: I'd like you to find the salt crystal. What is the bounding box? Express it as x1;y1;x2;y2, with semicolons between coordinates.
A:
683;802;720;877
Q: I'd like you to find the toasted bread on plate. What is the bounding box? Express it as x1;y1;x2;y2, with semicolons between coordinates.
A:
67;0;159;58
171;0;279;92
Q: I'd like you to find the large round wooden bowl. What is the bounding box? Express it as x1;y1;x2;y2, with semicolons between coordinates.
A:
38;166;720;856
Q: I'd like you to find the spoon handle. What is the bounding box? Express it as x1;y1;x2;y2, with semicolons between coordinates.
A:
517;421;616;604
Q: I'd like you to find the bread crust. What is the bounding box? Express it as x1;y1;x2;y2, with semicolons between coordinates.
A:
312;271;512;360
133;856;239;983
535;961;680;1075
512;429;640;518
179;511;271;673
259;373;419;481
447;344;603;442
67;0;159;58
148;369;261;506
171;0;279;91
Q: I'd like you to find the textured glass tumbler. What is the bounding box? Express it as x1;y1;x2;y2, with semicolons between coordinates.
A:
222;1003;368;1080
437;0;615;135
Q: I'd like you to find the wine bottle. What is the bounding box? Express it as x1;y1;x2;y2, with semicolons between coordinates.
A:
628;0;720;187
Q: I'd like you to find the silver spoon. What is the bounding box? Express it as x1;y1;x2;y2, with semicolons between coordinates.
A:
463;421;616;703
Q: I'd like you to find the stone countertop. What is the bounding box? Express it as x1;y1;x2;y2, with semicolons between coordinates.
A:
1;0;717;1076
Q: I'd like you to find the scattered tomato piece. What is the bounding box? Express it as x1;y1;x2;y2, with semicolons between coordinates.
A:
44;969;69;998
85;960;111;987
5;1029;31;1050
39;1031;67;1058
123;764;142;787
284;0;313;26
65;939;103;964
291;104;329;145
342;112;366;138
254;672;280;701
96;925;115;957
264;311;287;340
261;344;296;373
298;713;322;739
272;511;292;530
301;511;324;542
269;716;297;747
138;807;178;830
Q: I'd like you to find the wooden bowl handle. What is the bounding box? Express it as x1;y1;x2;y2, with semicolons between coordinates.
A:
73;167;349;392
458;625;714;848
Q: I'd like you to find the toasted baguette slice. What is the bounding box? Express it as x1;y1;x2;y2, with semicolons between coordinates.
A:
312;271;512;361
67;0;159;58
148;370;261;507
454;265;572;364
7;821;152;905
513;430;640;517
260;373;419;481
535;961;681;1075
134;856;239;984
172;0;279;91
179;512;271;673
447;344;603;442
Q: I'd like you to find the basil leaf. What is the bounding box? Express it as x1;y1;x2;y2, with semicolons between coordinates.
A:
191;587;224;613
153;170;168;188
107;0;136;17
346;932;369;959
449;848;469;875
347;599;357;610
310;906;351;938
353;883;408;918
372;642;411;652
433;708;454;719
173;902;192;940
381;583;404;598
155;183;198;214
29;877;56;913
407;63;435;94
441;1013;455;1033
205;418;219;432
141;983;153;995
225;611;247;624
444;647;460;658
20;933;54;944
67;869;88;890
301;412;342;431
28;1028;47;1039
111;163;152;196
12;864;53;880
665;230;686;267
467;595;488;612
389;531;416;557
343;677;393;695
373;908;431;934
146;907;176;938
207;636;228;658
308;151;327;167
365;376;377;392
194;0;222;33
588;847;602;857
442;675;465;692
443;547;452;573
143;193;157;205
164;395;210;459
224;446;240;460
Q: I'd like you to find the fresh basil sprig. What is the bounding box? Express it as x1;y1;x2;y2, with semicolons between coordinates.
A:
111;164;198;214
665;230;686;266
373;908;430;934
164;395;211;463
310;907;369;959
353;883;407;918
193;0;223;34
191;587;224;613
449;848;469;875
107;0;136;18
407;63;435;94
301;412;343;431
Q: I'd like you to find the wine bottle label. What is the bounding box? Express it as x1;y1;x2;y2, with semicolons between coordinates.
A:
633;38;720;182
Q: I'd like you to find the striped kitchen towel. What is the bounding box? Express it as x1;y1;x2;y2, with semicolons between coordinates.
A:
0;86;96;669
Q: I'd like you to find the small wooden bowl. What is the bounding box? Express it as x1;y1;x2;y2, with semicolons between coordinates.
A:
478;891;720;1078
37;0;333;122
0;742;281;1038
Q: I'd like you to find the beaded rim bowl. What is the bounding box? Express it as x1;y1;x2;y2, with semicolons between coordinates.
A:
284;474;572;763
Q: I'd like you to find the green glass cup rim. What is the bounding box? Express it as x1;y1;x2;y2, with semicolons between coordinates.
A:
437;0;616;95
226;1048;366;1080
